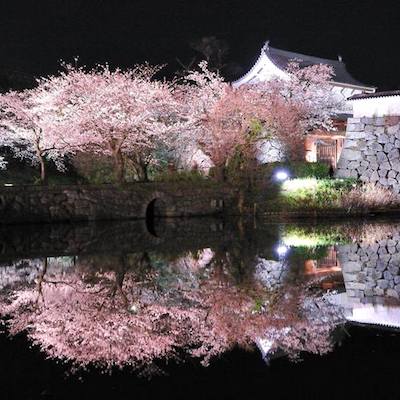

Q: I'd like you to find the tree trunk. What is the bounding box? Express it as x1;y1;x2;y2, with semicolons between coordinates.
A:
36;258;48;304
132;155;150;182
113;150;125;184
137;162;149;182
35;139;47;185
213;165;226;182
38;154;47;185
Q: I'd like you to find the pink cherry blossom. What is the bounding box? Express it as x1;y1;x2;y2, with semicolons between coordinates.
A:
49;64;184;182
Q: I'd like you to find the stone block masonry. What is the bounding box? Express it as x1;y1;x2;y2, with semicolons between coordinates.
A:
0;182;238;224
336;116;400;192
338;231;400;302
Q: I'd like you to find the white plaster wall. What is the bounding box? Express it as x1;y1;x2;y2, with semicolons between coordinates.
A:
352;96;400;118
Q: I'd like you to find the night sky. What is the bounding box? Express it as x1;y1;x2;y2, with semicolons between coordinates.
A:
0;0;399;90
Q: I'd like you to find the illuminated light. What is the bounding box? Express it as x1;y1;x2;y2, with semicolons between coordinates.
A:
276;245;289;257
129;303;140;314
275;170;289;181
4;183;13;187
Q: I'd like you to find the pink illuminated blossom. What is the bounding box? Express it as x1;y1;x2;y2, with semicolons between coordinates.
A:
0;85;75;182
50;64;184;182
0;254;344;373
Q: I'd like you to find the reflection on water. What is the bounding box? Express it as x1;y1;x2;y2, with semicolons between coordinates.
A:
1;218;400;375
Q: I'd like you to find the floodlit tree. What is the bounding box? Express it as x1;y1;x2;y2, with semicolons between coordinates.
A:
0;85;73;183
181;61;341;178
284;61;341;130
182;63;261;180
51;64;183;183
253;61;342;160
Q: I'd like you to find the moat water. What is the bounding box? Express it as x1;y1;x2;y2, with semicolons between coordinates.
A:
1;217;400;399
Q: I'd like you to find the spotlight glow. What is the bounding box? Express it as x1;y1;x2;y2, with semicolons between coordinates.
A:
275;170;289;181
276;245;289;257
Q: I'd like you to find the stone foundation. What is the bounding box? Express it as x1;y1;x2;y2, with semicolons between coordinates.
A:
0;182;237;224
336;116;400;192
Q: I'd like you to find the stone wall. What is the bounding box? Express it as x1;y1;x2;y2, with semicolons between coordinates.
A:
336;116;400;192
0;182;237;224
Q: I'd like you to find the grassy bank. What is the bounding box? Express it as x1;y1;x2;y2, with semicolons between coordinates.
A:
264;178;400;214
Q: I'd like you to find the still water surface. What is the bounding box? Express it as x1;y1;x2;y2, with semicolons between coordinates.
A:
1;217;400;398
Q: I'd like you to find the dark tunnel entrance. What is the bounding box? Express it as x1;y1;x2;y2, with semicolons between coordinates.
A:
145;198;166;237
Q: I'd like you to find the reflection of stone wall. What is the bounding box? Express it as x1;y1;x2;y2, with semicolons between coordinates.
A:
254;258;287;289
0;218;229;262
338;238;400;301
336;116;400;192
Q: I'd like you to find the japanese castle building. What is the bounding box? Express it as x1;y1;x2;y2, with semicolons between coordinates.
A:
233;42;376;167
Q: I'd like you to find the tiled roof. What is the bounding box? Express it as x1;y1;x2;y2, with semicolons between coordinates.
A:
348;90;400;100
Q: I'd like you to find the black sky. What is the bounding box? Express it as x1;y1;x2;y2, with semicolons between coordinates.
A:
0;0;399;90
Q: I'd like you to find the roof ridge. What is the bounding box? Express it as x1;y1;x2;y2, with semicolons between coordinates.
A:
267;45;343;65
265;42;374;88
349;90;400;100
232;41;376;90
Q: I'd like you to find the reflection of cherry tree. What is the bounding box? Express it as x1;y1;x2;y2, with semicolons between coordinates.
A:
0;252;344;373
1;267;201;370
263;292;345;359
0;155;6;169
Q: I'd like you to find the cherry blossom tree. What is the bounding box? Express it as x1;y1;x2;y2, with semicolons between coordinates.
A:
181;61;341;178
49;64;184;183
0;85;74;183
182;63;262;180
284;61;341;130
252;62;342;160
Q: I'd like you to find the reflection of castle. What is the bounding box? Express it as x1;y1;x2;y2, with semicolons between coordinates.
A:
302;240;400;329
305;246;341;276
256;238;400;363
328;292;400;330
327;239;400;329
256;246;343;290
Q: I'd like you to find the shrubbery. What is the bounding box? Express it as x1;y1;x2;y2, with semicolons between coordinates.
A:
278;178;356;209
72;153;115;184
263;161;331;179
290;161;331;179
268;177;400;211
340;183;399;210
153;169;209;183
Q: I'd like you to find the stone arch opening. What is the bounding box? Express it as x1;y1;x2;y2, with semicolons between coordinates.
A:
145;198;166;237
